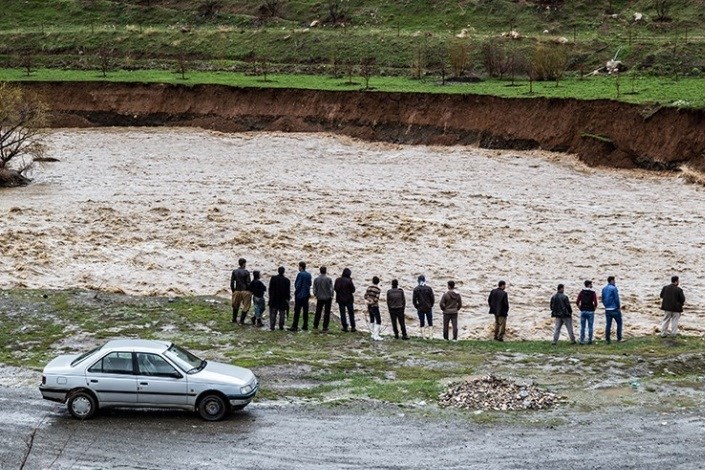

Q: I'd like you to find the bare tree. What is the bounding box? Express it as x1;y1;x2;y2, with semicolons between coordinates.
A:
654;0;672;22
19;53;34;77
257;0;282;20
97;46;113;78
326;0;350;25
449;40;470;78
482;40;506;79
260;56;270;81
411;44;426;80
176;52;189;80
0;83;48;187
199;1;224;19
360;56;376;90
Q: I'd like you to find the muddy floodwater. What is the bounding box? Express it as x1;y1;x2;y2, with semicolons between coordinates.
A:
1;128;703;339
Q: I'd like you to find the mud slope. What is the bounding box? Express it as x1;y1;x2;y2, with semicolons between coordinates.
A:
22;81;705;171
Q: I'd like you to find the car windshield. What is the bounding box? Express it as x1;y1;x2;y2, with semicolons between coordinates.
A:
164;344;206;374
70;346;103;367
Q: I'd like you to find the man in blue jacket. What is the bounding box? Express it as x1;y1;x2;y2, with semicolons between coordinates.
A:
290;261;312;331
601;276;622;344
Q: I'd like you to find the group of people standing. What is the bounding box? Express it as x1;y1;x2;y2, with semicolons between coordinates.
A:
231;258;686;343
549;276;686;345
229;258;472;341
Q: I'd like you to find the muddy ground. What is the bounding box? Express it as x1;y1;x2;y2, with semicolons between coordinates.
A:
1;129;704;339
2;379;705;469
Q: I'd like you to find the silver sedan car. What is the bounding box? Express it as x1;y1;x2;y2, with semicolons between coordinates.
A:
40;339;258;421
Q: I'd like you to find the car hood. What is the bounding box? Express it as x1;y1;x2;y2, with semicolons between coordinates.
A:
43;354;80;374
190;361;255;386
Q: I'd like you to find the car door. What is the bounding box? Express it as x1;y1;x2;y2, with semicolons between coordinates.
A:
135;352;188;406
85;351;138;405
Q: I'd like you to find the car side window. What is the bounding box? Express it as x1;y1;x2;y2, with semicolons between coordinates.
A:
136;353;180;378
87;352;134;375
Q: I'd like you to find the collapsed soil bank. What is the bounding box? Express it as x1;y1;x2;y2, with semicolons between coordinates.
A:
21;81;705;172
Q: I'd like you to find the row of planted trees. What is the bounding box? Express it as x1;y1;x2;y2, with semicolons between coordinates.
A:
14;38;576;87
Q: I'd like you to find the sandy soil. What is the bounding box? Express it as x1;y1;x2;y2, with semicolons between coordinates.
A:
1;128;703;339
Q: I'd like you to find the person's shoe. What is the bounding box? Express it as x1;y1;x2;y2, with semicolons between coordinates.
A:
606;339;611;344
302;327;308;331
394;334;399;339
350;328;356;333
256;320;264;327
551;341;557;346
251;317;256;325
617;338;623;343
341;327;348;332
570;340;576;344
269;327;275;331
232;311;238;323
497;338;504;342
278;326;284;330
402;335;409;340
313;325;319;330
588;340;593;345
287;327;299;332
322;328;329;332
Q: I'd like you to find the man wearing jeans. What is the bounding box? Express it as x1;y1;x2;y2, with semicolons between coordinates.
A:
576;280;598;344
601;276;622;344
290;261;312;332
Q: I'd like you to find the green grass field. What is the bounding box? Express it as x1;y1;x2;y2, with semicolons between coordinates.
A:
2;67;703;107
1;1;704;90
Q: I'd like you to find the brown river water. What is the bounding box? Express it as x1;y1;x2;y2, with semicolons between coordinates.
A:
1;128;703;340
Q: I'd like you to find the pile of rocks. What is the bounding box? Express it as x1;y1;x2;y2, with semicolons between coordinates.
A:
439;375;564;411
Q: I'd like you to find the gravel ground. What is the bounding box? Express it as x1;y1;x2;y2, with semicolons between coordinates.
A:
2;385;705;470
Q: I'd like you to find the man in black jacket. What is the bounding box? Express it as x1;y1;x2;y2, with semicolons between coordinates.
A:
230;258;252;324
412;275;435;339
488;280;509;341
660;275;686;337
386;279;408;340
550;284;575;345
268;267;290;331
250;270;267;327
334;268;356;332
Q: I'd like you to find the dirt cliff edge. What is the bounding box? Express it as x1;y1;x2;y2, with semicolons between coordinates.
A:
22;81;705;172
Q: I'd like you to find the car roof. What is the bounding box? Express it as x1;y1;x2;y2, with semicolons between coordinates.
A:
101;339;171;354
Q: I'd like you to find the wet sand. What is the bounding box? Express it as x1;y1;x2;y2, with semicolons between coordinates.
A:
1;128;703;339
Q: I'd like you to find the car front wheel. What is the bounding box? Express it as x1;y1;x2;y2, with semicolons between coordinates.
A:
198;394;228;421
67;390;97;420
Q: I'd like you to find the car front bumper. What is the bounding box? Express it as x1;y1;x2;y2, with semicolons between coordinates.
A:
39;386;68;403
226;384;259;406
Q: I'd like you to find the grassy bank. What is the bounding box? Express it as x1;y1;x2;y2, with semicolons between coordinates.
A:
2;68;704;108
2;289;704;417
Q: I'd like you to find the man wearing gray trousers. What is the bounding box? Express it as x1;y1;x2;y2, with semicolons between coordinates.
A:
550;284;576;345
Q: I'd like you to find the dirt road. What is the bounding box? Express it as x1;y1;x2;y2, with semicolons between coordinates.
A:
2;383;704;470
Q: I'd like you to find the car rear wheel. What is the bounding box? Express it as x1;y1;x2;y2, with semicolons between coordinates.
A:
198;394;228;421
67;390;97;420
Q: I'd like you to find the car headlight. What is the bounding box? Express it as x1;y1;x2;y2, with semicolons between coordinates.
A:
240;385;253;394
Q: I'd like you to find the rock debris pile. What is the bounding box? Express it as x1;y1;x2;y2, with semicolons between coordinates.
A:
439;376;565;411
